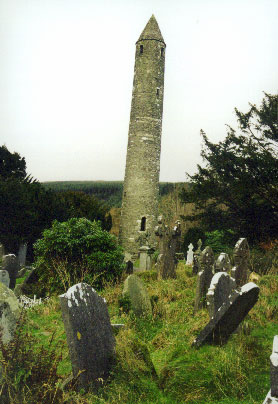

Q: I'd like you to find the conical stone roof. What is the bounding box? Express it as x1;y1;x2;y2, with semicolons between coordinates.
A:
137;15;165;44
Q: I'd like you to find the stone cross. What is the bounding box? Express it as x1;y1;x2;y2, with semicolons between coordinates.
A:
155;216;181;279
194;246;214;313
123;274;152;318
231;238;250;286
18;243;27;267
186;243;194;265
193;282;260;347
192;239;203;275
206;272;236;319
214;253;232;273
60;283;115;390
2;254;19;290
0;270;10;288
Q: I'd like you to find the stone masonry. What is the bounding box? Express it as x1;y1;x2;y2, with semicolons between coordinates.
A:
119;15;166;257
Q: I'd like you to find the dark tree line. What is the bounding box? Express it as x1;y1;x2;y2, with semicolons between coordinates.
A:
180;93;278;245
0;146;111;256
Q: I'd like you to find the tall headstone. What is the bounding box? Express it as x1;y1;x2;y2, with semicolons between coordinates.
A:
194;246;214;312
139;246;150;271
18;243;27;267
206;272;236;319
119;15;166;256
231;238;250;286
155;218;181;279
214;253;232;273
193;282;260;347
0;270;10;288
186;243;194;265
192;239;202;275
123;274;152;318
0;282;20;344
59;283;115;390
2;254;19;289
0;244;4;260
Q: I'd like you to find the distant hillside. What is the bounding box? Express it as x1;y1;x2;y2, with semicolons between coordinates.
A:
42;181;178;208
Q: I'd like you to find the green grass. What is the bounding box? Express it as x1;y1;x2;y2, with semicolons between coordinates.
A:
2;263;277;403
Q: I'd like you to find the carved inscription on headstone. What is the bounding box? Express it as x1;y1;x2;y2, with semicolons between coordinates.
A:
60;283;115;390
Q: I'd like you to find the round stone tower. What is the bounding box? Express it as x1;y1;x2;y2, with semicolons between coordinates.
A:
119;15;166;257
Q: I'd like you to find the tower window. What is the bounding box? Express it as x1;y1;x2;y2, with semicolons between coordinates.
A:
161;48;164;57
140;45;143;54
140;217;146;231
156;88;160;97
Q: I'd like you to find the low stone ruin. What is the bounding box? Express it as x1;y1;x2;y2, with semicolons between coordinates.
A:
192;282;259;347
60;283;116;390
123;274;152;318
263;335;278;403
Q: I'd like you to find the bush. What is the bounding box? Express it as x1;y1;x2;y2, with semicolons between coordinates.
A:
34;218;124;294
204;229;236;254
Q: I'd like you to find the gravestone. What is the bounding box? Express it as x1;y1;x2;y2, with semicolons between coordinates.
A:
123;274;152;317
0;270;10;288
139;246;150;271
18;243;27;267
186;243;194;265
60;283;115;390
215;253;232;273
0;282;21;344
155;216;181;279
192;239;202;275
231;238;250;286
125;260;133;274
263;335;278;403
0;244;4;260
206;272;236;319
194;246;214;312
192;282;260;347
2;254;19;289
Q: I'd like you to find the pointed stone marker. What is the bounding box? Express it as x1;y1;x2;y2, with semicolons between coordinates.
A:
60;283;115;390
192;282;259;347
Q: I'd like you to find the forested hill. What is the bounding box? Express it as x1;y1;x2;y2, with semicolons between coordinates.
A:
42;181;179;207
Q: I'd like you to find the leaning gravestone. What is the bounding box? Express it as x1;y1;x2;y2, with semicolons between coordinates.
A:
60;283;115;390
215;253;232;273
123;274;152;318
231;238;250;287
186;243;194;265
263;335;278;404
2;254;19;289
194;246;214;313
0;270;10;288
0;282;21;344
206;272;236;319
192;282;259;347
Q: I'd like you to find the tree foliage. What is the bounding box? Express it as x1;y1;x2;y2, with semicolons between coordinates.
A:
180;93;278;244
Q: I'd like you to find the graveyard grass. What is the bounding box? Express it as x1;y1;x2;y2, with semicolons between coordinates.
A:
3;263;277;404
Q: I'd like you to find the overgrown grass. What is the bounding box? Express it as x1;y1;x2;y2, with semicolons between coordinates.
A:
1;262;277;403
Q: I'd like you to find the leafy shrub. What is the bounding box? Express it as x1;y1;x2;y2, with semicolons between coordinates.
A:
204;229;236;254
34;218;124;294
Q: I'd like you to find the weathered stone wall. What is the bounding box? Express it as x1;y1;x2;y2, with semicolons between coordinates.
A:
119;16;166;256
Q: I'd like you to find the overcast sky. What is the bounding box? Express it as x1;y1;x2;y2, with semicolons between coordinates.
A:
0;0;277;182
